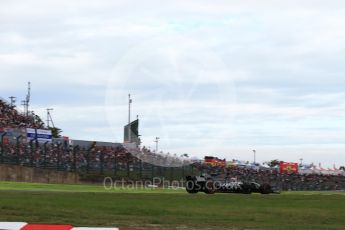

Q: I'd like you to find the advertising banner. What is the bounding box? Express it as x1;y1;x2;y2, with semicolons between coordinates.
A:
37;129;52;142
26;128;52;143
204;156;226;167
280;162;299;174
26;128;36;141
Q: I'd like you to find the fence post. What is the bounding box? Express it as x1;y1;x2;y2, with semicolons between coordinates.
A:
29;139;34;167
73;145;79;172
113;152;117;177
0;132;7;163
182;165;185;180
35;140;39;167
170;167;174;181
43;141;48;168
151;164;154;181
161;166;165;180
15;135;22;165
86;147;92;174
139;160;143;180
158;166;162;178
24;140;28;166
56;143;61;171
126;159;130;179
100;149;104;175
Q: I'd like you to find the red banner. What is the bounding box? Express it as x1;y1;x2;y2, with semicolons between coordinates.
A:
204;156;226;167
280;162;298;174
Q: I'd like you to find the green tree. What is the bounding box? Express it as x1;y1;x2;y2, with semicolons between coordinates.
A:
33;113;45;128
49;127;62;138
267;159;280;168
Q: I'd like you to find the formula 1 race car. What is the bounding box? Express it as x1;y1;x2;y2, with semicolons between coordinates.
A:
185;174;278;194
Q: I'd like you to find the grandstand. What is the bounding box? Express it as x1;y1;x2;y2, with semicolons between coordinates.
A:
1;96;345;190
0;97;199;183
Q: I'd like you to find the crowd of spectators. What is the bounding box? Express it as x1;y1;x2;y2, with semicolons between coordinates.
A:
0;99;44;129
1;140;130;172
0;140;184;179
1;137;345;190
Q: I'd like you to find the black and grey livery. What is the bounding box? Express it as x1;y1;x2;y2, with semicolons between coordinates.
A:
185;174;278;194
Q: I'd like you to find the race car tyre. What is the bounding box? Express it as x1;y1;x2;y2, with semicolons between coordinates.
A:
186;180;198;194
204;180;216;194
259;183;272;194
241;183;252;194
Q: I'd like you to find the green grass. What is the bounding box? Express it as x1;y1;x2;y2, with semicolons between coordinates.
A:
0;181;184;193
1;181;345;229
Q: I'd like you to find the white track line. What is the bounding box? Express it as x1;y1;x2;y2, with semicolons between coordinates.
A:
0;222;28;230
